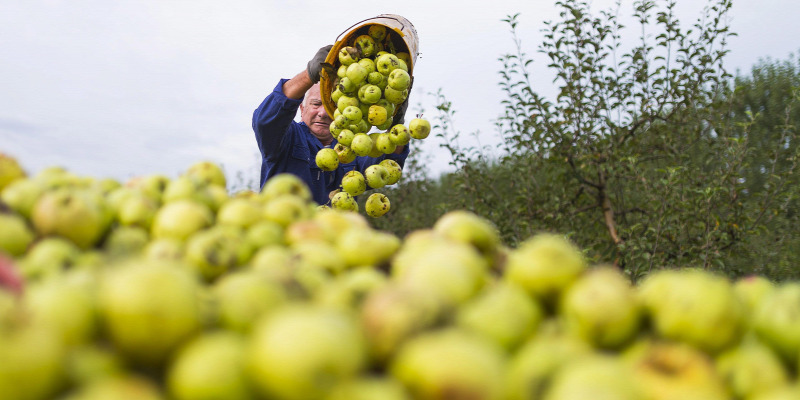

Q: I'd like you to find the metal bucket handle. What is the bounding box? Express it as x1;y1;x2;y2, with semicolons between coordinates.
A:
335;14;409;42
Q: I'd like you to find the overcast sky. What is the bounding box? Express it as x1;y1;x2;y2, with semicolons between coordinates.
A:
2;0;798;191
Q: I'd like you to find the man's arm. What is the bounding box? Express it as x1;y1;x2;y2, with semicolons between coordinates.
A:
282;70;314;100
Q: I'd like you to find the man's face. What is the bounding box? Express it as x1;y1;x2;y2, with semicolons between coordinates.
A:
300;84;333;143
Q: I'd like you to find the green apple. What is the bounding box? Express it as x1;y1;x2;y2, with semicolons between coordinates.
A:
336;64;347;79
368;24;387;42
456;282;544;351
368;132;384;158
117;192;158;229
32;187;109;249
316;148;339;171
354;34;377;58
560;266;642;349
365;193;390;218
359;84;382;104
504;233;586;307
0;152;26;191
151;200;214;241
342;105;363;124
103;225;149;259
337;76;358;95
212;270;288;333
98;260;203;367
638;268;745;354
390;329;506;400
143;237;185;261
396;52;411;67
262;194;312;228
377;99;395;116
260;173;311;201
217;197;262;229
350;134;373;157
0;178;46;219
396;58;409;72
379;159;402;185
358;58;376;75
715;339;790;399
0;323;66;400
25;276;98;347
184;225;250;282
335;143;357;164
346;62;368;86
387;69;411;91
432;210;499;258
375;133;397;154
19;237;81;281
376;53;401;75
409;118;431;139
388;124;411;145
338;46;359;65
184;160;226;187
0;212;34;257
336;226;400;268
365;164;388;189
341;170;366;196
331;191;358;212
377;118;394;131
546;355;640;400
337;129;355;147
246;305;367;400
360;283;444;362
167;331;253;400
326;376;410;400
383;86;408;104
367;71;386;86
753;282;800;365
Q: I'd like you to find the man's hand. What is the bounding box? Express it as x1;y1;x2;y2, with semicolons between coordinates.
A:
307;45;333;83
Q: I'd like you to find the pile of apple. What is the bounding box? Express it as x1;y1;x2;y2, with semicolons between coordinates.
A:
3;152;800;400
316;24;431;217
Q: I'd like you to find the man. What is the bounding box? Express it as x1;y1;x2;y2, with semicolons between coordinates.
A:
252;45;409;205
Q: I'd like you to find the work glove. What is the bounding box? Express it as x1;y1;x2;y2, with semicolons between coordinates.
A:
307;45;333;83
392;97;409;126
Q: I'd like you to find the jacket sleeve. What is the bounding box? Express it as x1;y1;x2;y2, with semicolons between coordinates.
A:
252;79;304;161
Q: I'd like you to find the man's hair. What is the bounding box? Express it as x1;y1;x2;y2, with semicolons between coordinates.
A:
302;83;321;108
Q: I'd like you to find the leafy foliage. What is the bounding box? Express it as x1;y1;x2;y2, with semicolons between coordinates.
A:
373;0;799;282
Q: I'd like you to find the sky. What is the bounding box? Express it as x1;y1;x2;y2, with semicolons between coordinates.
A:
2;0;799;192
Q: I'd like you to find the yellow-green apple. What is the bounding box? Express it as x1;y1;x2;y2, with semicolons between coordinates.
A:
151;199;214;241
368;104;389;126
715;338;790;399
143;238;185;261
0;323;66;400
246;304;367;400
336;227;400;268
261;194;312;228
342;105;363;124
354;34;377;58
337;129;356;147
358;58;376;74
103;225;149;259
335;143;357;164
383;86;408;104
98;260;203;367
560;266;642;349
379;159;402;185
375;133;397;154
31;187;110;249
326;376;410;400
396;52;411;67
212;270;288;333
503;233;587;307
390;328;506;400
184;225;250;282
338;46;359;65
368;25;387;42
388;69;411;91
389;124;411;145
337;64;347;79
331;191;358;212
341;170;366;196
545;355;640;400
376;53;401;75
260;173;311;201
216;197;262;229
346;62;368;86
184;160;226;188
0;152;26;191
351;134;373;157
409;118;431;139
433;210;500;260
19;237;81;281
456;282;544;351
1;178;46;219
368;71;386;87
337;93;359;111
365;193;390;218
753;282;800;365
365;165;388;189
117;192;158;229
0;212;34;257
358;84;380;104
316;148;339;171
167;331;253;400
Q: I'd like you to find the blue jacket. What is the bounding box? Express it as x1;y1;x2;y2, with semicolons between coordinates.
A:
253;79;410;205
